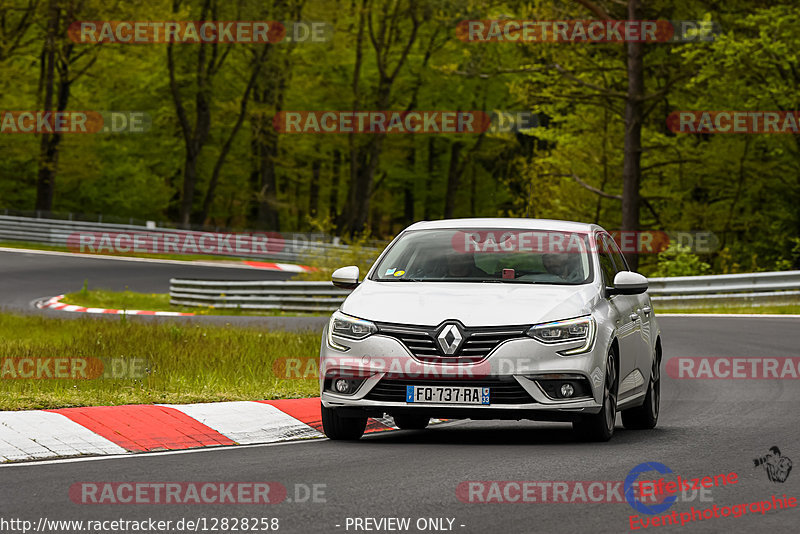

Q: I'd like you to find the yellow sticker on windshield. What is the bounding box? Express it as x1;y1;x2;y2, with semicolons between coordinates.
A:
393;270;405;277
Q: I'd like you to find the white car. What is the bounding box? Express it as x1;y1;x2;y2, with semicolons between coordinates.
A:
319;218;662;442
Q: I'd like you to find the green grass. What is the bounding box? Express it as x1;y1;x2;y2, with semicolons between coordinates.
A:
63;287;325;317
0;313;321;410
656;304;800;314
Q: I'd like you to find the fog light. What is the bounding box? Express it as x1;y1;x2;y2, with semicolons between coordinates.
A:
335;379;350;393
560;383;574;398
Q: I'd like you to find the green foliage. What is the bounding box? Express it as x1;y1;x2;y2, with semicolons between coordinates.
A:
0;0;798;272
650;244;711;277
774;238;800;271
294;220;384;281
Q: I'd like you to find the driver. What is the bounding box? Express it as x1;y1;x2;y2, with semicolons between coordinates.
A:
444;251;483;278
542;253;583;282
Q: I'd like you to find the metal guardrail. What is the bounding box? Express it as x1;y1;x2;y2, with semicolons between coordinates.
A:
648;271;800;309
170;279;352;312
170;271;800;312
0;214;380;263
647;271;800;295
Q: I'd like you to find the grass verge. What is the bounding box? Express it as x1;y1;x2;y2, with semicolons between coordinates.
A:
0;313;321;410
656;304;800;314
62;287;325;317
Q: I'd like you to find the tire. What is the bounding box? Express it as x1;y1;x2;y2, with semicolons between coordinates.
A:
573;349;617;442
321;403;367;440
392;414;430;430
622;350;660;430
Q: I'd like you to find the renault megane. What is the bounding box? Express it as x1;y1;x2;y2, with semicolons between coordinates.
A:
319;218;662;442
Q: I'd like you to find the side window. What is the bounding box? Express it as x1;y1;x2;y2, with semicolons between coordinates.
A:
596;233;617;287
604;234;629;273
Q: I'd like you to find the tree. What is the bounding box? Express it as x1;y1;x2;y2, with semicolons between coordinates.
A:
36;0;100;211
341;0;421;233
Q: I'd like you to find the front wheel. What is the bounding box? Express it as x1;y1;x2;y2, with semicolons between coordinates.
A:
573;350;617;442
622;353;660;430
321;403;367;440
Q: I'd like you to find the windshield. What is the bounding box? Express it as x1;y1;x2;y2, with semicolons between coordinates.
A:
370;229;593;284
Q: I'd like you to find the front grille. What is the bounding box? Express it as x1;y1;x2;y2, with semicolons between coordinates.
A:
365;378;535;405
375;322;529;364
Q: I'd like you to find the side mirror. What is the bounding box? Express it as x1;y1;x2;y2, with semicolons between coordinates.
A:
608;271;648;296
332;265;360;289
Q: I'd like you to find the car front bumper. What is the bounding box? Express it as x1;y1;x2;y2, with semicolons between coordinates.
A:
319;324;610;421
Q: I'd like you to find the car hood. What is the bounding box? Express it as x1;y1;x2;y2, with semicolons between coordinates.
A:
340;280;600;327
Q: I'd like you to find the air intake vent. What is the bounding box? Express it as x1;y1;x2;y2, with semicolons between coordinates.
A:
375;322;529;364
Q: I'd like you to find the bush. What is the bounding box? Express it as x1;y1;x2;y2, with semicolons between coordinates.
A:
650;244;711;277
293;217;384;281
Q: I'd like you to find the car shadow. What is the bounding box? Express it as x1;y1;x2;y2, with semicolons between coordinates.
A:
359;420;675;446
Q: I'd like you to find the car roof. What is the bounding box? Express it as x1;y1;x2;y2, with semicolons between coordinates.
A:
403;218;604;233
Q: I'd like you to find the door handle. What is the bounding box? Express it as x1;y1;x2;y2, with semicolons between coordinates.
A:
630;313;639;322
642;306;652;316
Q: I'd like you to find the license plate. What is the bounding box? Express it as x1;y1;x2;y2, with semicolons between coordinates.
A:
406;385;490;405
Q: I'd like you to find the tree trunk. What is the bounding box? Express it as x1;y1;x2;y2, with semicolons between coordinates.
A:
342;0;419;234
621;0;644;270
443;141;464;219
199;44;269;224
35;0;59;212
294;178;303;229
403;140;416;225
469;163;476;216
424;137;437;219
329;149;341;223
251;106;280;230
168;0;217;228
404;186;414;225
309;159;321;217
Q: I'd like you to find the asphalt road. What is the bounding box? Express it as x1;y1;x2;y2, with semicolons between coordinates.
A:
1;249;799;533
0;248;328;330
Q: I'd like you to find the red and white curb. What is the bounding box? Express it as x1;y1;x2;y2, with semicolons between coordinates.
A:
36;295;194;316
0;398;400;463
242;260;317;273
1;246;314;273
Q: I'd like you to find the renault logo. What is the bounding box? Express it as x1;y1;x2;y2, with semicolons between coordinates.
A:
436;324;464;355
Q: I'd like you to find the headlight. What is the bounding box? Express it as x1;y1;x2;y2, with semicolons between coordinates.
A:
527;316;596;355
327;311;377;351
